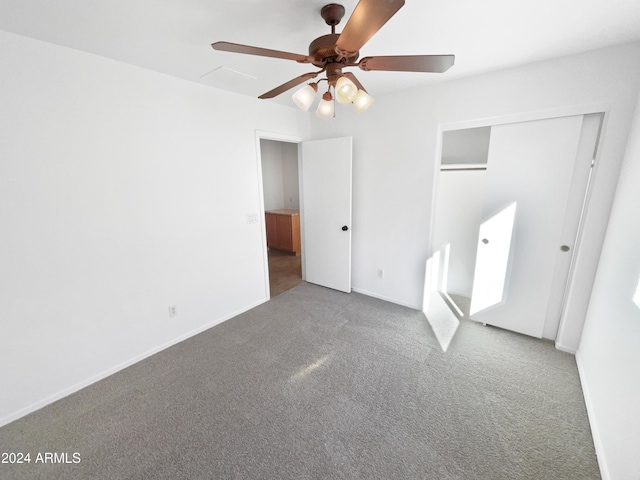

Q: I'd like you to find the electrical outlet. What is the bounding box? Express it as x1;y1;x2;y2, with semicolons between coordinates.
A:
168;305;178;317
246;213;259;224
377;268;384;278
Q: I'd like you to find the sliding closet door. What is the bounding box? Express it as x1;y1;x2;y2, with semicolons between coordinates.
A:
469;115;589;338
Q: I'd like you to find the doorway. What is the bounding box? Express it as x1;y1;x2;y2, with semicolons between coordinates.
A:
260;138;303;297
256;133;353;299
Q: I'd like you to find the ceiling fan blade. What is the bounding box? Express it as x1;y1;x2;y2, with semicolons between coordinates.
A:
358;55;455;73
258;71;323;99
212;41;311;63
343;72;368;93
335;0;405;57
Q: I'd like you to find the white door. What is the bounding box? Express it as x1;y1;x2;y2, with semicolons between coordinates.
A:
469;202;518;316
470;115;596;338
301;137;352;293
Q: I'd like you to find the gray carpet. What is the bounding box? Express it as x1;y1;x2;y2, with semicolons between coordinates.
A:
0;283;600;479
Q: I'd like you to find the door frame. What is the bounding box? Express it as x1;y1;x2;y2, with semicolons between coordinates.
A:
254;130;303;301
431;103;610;352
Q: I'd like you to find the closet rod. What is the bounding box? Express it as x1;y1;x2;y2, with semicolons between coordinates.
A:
440;164;487;171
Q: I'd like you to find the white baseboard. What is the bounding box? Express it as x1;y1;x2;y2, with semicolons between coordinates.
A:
0;297;268;428
554;341;577;354
351;287;421;310
575;350;609;480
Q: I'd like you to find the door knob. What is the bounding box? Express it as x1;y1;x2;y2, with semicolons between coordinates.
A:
342;225;349;231
482;238;489;244
560;245;570;252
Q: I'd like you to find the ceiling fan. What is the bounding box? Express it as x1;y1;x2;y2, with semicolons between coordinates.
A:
211;0;454;117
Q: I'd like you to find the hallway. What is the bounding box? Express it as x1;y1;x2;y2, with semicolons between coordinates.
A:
268;249;302;296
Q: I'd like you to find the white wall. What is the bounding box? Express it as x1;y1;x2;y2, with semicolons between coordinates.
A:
310;42;640;318
0;30;309;425
576;91;640;480
260;140;299;211
260;140;285;211
281;142;300;210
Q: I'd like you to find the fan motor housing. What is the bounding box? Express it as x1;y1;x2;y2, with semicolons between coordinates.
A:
309;33;358;67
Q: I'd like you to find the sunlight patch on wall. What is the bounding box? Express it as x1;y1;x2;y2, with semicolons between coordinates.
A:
422;249;441;311
470;202;517;315
440;243;451;292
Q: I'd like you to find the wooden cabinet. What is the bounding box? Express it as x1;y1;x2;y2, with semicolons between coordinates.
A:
265;209;300;255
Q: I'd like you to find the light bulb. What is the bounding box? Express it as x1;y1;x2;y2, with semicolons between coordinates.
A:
335;76;357;104
353;89;374;113
316;91;334;119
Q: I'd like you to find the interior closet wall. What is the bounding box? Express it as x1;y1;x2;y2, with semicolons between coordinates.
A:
441;127;491;165
432;127;490;299
432;169;486;298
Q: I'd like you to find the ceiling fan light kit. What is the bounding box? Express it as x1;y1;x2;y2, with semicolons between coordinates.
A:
353;89;374;113
335;76;358;104
316;91;336;119
212;0;454;118
292;82;318;112
293;75;371;118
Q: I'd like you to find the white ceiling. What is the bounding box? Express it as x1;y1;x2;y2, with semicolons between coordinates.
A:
2;0;640;107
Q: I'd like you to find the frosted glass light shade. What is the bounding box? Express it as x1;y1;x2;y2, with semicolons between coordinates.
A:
335;76;357;104
292;83;318;111
316;98;334;119
353;89;374;113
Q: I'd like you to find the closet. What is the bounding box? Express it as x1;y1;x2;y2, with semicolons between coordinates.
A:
431;114;602;339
